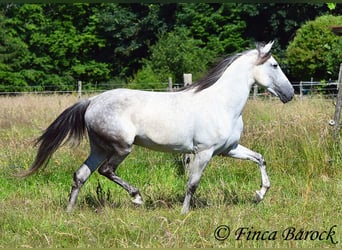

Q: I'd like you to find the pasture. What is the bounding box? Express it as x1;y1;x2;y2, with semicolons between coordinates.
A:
0;94;341;248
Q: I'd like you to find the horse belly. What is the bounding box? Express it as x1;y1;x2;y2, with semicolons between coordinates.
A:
133;114;194;153
133;135;193;153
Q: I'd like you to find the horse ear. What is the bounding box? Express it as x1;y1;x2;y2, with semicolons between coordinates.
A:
258;41;273;57
256;41;273;65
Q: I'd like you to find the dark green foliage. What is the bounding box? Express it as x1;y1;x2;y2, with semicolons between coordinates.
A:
0;3;339;92
94;3;169;79
128;64;164;90
0;4;110;91
142;27;215;84
175;3;248;55
286;15;342;81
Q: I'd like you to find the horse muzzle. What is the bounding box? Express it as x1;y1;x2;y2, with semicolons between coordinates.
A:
267;84;294;103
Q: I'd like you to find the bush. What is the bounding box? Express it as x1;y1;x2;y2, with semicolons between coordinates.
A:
286;15;342;81
128;64;165;90
142;27;216;84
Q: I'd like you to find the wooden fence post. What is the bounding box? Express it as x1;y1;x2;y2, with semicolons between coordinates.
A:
253;84;258;100
78;81;82;99
168;77;173;92
299;81;303;100
333;63;342;140
183;73;192;87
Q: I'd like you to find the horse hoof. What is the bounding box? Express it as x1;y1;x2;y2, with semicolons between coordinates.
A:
66;205;74;213
132;194;144;205
255;191;263;204
181;207;190;214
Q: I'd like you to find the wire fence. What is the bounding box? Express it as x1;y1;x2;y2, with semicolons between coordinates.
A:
0;79;339;99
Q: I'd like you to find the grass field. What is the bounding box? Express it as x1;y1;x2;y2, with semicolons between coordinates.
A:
0;94;341;248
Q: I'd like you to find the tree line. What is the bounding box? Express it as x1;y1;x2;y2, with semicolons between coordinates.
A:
0;3;340;92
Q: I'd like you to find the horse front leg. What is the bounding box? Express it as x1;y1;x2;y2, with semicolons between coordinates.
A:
182;149;213;214
226;144;270;203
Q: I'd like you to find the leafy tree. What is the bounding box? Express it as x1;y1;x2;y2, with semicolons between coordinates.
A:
175;3;248;55
0;3;340;92
128;64;164;90
0;3;113;91
240;4;340;48
286;15;342;81
0;8;32;91
138;27;215;85
94;3;170;80
35;4;110;87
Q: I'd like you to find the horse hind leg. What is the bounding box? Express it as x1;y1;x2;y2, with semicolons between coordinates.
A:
67;150;107;212
98;150;143;206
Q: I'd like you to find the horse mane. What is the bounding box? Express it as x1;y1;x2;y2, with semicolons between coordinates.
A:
180;52;244;93
180;43;272;93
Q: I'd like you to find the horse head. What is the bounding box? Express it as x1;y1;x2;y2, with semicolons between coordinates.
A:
252;42;294;103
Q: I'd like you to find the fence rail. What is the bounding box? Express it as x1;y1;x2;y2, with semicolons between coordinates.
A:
0;79;339;99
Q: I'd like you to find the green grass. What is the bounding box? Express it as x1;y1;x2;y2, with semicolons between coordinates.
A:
0;95;341;248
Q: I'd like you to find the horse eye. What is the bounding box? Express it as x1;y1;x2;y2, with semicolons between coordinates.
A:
271;63;278;69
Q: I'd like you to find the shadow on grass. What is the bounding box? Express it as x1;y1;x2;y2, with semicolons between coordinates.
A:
82;180;255;212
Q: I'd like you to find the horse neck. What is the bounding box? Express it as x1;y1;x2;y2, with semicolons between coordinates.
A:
204;57;255;113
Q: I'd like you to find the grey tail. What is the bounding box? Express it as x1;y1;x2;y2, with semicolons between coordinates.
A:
19;99;91;177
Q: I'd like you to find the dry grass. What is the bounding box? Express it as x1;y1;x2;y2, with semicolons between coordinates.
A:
0;94;76;130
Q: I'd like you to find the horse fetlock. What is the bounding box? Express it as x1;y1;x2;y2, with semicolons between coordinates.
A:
255;184;270;204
